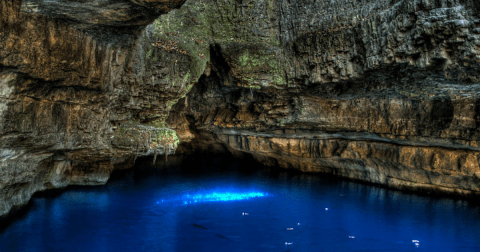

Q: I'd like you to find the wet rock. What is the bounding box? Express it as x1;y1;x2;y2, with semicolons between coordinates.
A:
0;0;185;217
2;0;480;218
166;0;480;197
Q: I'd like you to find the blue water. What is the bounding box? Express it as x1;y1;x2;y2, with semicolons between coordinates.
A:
1;156;480;252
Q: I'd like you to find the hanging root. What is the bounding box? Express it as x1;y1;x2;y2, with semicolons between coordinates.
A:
153;147;158;165
119;123;180;164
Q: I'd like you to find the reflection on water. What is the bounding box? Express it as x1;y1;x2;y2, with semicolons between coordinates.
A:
1;155;480;252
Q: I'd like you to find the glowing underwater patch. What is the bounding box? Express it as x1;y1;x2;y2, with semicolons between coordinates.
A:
157;190;270;205
182;192;268;204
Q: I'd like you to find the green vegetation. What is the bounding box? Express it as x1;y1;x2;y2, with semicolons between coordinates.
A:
146;48;153;59
137;0;293;127
150;0;292;89
183;70;191;83
113;122;180;163
236;49;288;87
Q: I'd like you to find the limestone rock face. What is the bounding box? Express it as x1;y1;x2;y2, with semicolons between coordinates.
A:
165;0;480;196
0;0;186;217
18;0;184;27
2;0;480;218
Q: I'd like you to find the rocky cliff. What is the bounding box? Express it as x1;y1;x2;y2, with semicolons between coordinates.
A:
0;0;188;217
165;0;480;197
2;0;480;218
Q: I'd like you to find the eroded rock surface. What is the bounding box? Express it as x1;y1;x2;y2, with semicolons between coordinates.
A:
0;0;186;217
2;0;480;218
165;0;480;197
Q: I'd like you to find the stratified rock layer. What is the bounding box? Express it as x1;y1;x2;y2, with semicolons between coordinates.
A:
2;0;480;218
0;0;186;217
166;0;480;197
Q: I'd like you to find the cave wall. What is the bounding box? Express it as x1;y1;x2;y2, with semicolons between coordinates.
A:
165;0;480;196
2;0;480;218
0;0;188;217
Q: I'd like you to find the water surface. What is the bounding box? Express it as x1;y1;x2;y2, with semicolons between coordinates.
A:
1;156;480;252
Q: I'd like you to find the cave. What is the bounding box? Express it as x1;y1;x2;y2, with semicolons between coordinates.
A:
1;0;480;251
